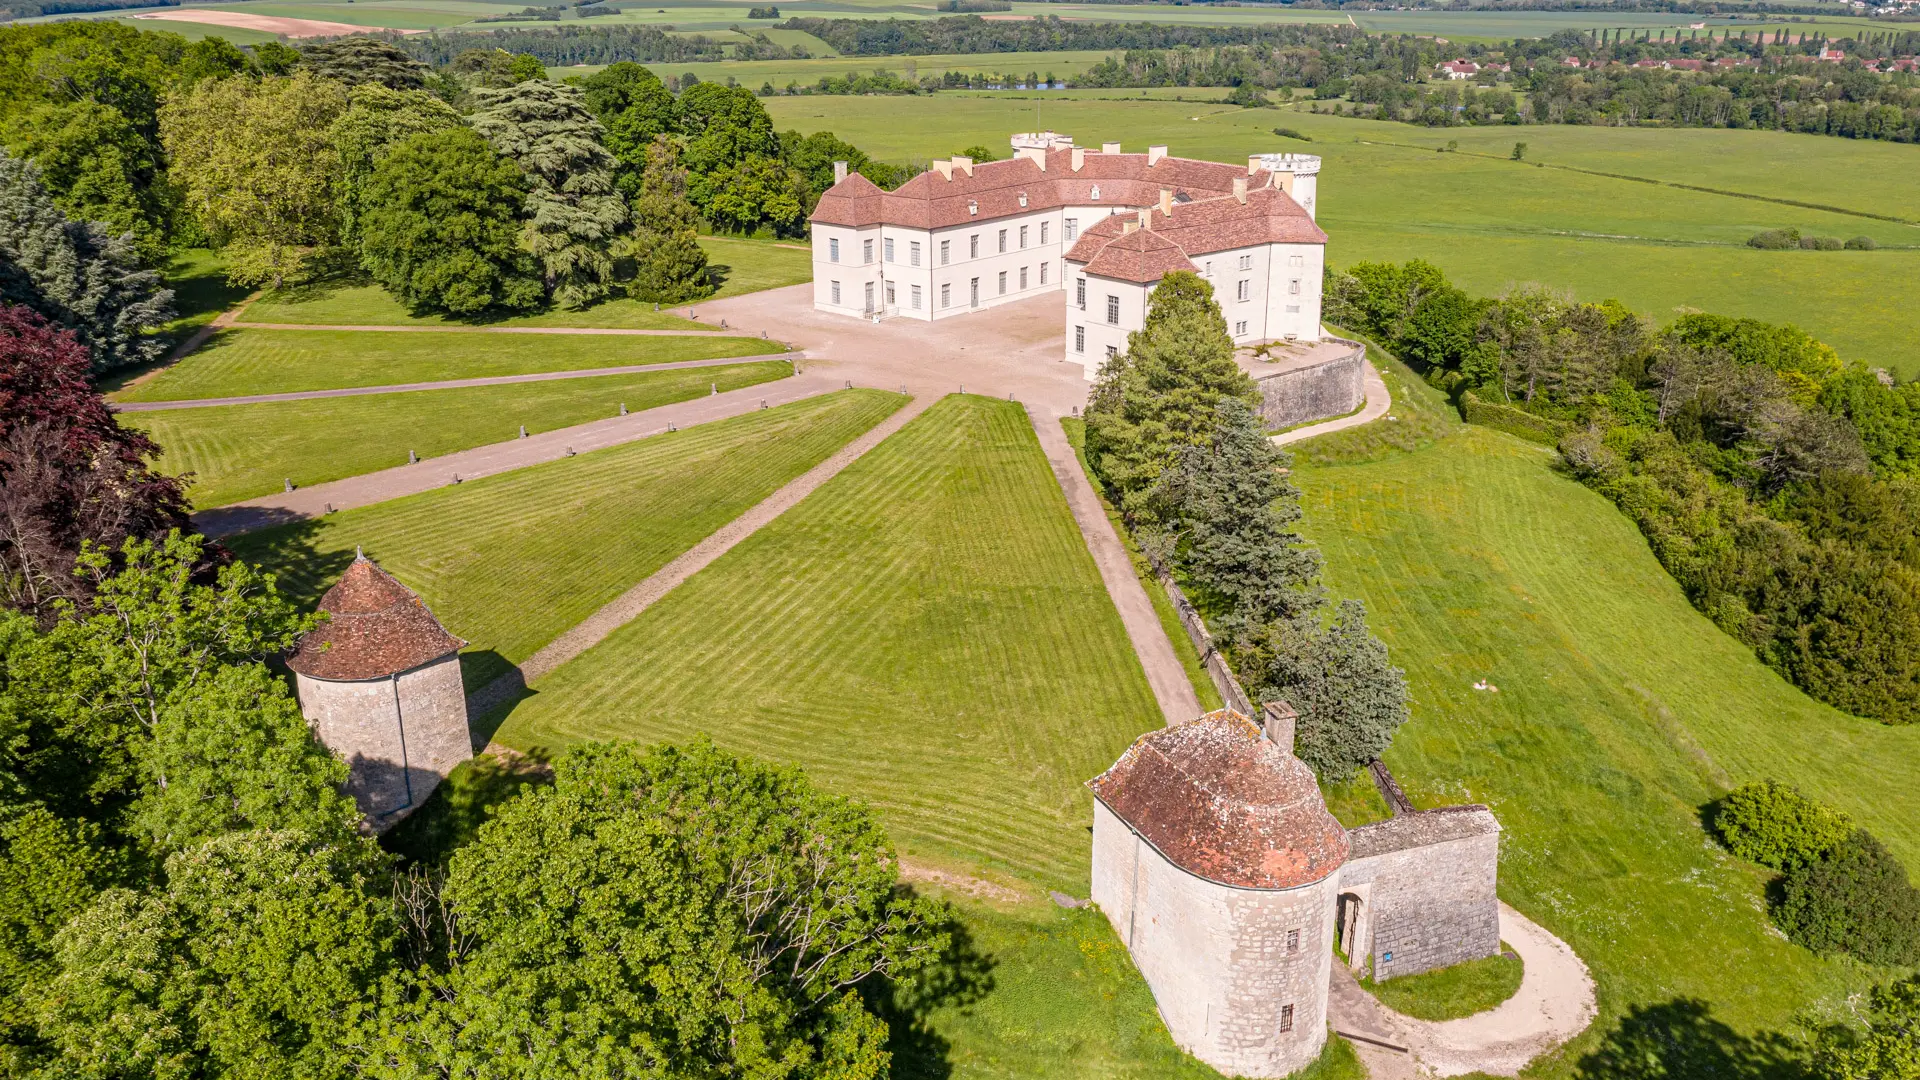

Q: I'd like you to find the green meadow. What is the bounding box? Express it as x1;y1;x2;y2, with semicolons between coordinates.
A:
765;94;1920;373
128;360;790;506
241;281;716;330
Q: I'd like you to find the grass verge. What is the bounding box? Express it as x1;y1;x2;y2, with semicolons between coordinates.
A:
241;281;712;330
130;360;791;507
1360;947;1524;1022
492;395;1164;892
231;389;903;692
116;328;786;402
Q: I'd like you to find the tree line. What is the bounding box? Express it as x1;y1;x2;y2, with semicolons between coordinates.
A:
1084;272;1412;780
1327;259;1920;725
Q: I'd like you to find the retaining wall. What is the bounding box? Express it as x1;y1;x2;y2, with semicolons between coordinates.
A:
1249;339;1367;431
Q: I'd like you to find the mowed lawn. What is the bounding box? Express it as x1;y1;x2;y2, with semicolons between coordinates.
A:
699;236;813;300
1291;405;1920;1068
241;283;714;331
231;390;905;691
115;328;785;402
130;361;791;507
493;395;1165;891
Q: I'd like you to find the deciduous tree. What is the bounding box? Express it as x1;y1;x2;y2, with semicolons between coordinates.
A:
328;83;461;250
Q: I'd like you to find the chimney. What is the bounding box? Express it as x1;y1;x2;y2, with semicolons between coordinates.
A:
1102;141;1121;154
1261;700;1298;755
1071;147;1086;171
833;160;848;185
1147;144;1168;166
1121;218;1139;235
934;160;953;181
1158;187;1173;216
1248;154;1263;176
1233;176;1247;203
952;155;973;177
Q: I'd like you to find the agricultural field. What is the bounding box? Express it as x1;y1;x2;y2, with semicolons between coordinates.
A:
1289;367;1920;1070
765;94;1920;373
231;390;904;690
491;394;1165;892
113;327;783;402
582;48;1125;87
127;359;791;506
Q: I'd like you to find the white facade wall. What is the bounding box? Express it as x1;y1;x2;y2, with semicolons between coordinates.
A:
1091;801;1338;1078
815;208;1088;322
1066;272;1148;377
811;222;884;316
295;654;471;826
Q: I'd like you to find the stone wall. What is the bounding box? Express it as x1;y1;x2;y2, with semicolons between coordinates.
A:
1340;807;1502;980
294;654;472;828
1092;801;1338;1078
1149;561;1253;718
1250;339;1366;431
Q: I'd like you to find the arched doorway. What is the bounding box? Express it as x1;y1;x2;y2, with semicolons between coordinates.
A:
1337;889;1371;972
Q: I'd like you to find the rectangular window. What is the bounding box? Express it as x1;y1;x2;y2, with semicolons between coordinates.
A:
1279;1005;1295;1034
970;234;979;259
940;240;950;266
1019;266;1028;289
1105;344;1118;358
1289;278;1302;295
885;282;896;306
1040;221;1049;244
863;239;873;264
1285;304;1301;313
831;280;841;304
910;241;921;267
1019;225;1028;249
1289;253;1305;268
864;281;874;312
1065;218;1079;240
1237;280;1251;302
997;271;1007;295
1106;295;1119;325
998;229;1007;253
970;277;979;306
1238;254;1253;270
1075;325;1085;352
1287;929;1300;952
884;237;895;263
1235;320;1248;336
1039;262;1048;285
910;284;922;310
1076;278;1086;309
1204;260;1212;278
829;238;840;263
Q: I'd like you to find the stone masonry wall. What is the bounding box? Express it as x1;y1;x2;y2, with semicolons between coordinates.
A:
1093;801;1337;1077
1252;342;1365;431
1340;829;1501;980
295;654;471;828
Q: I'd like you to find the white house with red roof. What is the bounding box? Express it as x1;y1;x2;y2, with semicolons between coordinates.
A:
807;134;1328;379
1438;58;1480;78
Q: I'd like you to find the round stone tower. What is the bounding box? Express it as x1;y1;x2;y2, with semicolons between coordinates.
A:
1088;709;1348;1078
287;553;471;828
1258;152;1321;220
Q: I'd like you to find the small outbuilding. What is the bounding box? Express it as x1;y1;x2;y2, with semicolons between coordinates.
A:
287;553;471;827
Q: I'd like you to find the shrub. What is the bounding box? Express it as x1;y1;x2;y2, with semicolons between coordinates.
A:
1801;235;1844;251
1845;235;1878;251
1272;126;1313;142
1774;830;1920;967
1713;779;1854;871
1747;228;1800;250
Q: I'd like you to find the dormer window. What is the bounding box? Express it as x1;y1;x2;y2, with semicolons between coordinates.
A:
1018;192;1028;208
968;199;978;216
1090;185;1101;201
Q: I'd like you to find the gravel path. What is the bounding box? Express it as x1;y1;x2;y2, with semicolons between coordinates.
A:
465;393;931;724
1327;903;1598;1078
1027;407;1204;727
116;353;799;412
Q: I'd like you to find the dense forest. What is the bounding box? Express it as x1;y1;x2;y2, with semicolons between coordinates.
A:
1326;260;1920;725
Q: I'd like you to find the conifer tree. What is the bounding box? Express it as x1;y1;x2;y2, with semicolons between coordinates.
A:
0;151;172;372
470;80;631;309
617;136;712;304
1249;600;1409;780
297;36;430;90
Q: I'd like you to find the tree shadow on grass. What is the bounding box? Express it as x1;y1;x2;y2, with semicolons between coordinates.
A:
380;745;555;866
867;898;997;1080
1574;999;1808;1080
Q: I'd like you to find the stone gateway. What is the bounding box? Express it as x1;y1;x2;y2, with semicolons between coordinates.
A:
287;553;472;828
1089;709;1502;1078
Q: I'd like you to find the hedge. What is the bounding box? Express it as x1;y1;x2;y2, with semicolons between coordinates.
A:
1460;389;1574;446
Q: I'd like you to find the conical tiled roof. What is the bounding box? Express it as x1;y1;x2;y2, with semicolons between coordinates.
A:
1088;709;1349;889
286;554;464;681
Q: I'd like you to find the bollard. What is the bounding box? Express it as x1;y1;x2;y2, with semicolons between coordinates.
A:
284;478;293;493
959;384;964;394
845;379;852;389
325;503;334;514
710;383;717;396
452;473;461;484
566;446;575;457
761;398;767;410
619;402;628;416
762;330;768;339
408;450;417;464
668;422;676;432
1009;392;1016;401
721;319;728;329
519;425;527;439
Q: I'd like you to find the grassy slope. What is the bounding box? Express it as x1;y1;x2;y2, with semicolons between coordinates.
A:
230;390;904;691
1288;369;1920;1069
129;361;791;507
241;282;715;330
492;395;1164;892
764;96;1920;374
115;328;785;402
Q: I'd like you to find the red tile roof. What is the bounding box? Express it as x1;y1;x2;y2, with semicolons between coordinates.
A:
1065;187;1328;284
1088;709;1349;890
1078;226;1197;281
808;148;1273;231
286;555;465;681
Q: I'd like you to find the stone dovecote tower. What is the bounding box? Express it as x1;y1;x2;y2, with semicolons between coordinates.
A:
288;553;471;828
1088;709;1348;1078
